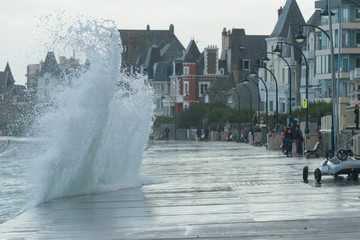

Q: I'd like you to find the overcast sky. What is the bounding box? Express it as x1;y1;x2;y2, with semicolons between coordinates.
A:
0;0;315;85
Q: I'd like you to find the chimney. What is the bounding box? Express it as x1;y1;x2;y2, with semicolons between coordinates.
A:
222;28;227;36
278;6;283;18
169;24;175;40
146;24;151;41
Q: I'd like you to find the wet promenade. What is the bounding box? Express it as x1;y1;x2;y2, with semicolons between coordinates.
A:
1;141;360;239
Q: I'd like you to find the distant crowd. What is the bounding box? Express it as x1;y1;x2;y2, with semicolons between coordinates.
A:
1;123;22;136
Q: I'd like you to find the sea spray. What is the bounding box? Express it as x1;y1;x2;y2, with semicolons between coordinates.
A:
26;13;154;206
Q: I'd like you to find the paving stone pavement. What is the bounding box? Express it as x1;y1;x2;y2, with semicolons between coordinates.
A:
1;141;360;239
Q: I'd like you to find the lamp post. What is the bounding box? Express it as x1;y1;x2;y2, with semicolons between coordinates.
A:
295;21;336;152
266;52;293;120
239;81;253;133
161;94;177;140
205;88;225;129
250;65;279;132
243;75;268;138
275;41;309;134
231;85;241;142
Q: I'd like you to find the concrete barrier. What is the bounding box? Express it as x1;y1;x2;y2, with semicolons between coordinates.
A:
267;133;282;150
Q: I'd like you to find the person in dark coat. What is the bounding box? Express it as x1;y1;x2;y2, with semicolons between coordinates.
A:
293;125;303;157
354;104;359;130
317;110;324;130
285;124;293;157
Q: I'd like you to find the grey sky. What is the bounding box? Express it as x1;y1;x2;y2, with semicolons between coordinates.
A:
0;0;315;85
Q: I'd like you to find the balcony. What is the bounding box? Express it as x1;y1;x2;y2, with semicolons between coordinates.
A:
350;68;360;81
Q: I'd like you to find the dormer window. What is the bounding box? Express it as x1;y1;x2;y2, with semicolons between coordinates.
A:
184;66;189;75
243;59;250;70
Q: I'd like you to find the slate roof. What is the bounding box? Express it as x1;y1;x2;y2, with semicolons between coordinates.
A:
270;0;305;38
119;27;184;67
230;29;268;70
40;51;61;77
178;40;201;63
0;63;15;91
153;60;172;82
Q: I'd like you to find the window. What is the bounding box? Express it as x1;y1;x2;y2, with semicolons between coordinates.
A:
342;58;349;72
184;66;189;75
227;95;233;104
184;102;189;109
356;9;360;20
155;83;165;93
270;101;273;112
343;8;349;23
356;58;360;68
183;81;189;96
356;31;360;45
199;82;210;96
243;59;250;70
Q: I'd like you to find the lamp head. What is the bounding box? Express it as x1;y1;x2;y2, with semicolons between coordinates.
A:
248;68;257;78
241;77;249;85
320;4;335;19
262;55;270;64
273;44;282;56
232;84;236;90
295;30;306;43
221;88;226;93
161;95;165;100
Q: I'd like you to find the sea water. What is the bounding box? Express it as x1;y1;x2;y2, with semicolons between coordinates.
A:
0;13;154;224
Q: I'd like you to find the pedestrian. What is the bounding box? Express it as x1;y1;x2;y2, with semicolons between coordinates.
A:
164;127;170;140
285;124;293;157
204;127;209;141
276;123;284;133
354;104;359;130
224;121;231;141
317;109;324;130
294;125;303;157
196;129;202;141
243;127;249;143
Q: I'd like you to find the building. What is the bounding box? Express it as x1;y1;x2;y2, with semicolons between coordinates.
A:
26;64;40;95
119;25;185;117
298;10;322;103
118;24;184;75
35;52;83;101
314;0;360;100
220;28;268;113
168;40;228;115
264;0;305;114
0;63;26;103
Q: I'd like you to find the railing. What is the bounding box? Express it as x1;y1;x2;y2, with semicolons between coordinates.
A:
350;68;360;80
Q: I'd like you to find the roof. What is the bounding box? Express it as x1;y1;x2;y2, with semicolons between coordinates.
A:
178;40;201;63
153;60;172;82
40;51;61;77
230;29;268;70
119;26;185;67
307;10;321;26
270;0;305;38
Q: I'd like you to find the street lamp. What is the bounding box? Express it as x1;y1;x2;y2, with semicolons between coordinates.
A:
296;21;336;152
245;75;269;139
161;94;177;140
251;65;279;132
267;52;292;119
276;41;310;134
239;81;253;134
205;88;226;129
242;77;260;126
232;85;241;142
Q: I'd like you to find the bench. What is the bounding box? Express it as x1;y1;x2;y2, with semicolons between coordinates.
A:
305;142;321;159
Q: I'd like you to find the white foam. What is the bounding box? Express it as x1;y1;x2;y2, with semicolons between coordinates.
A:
26;12;154;207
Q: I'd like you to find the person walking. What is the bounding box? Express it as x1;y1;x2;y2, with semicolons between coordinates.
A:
294;125;303;157
354;104;359;130
285;124;293;157
317;110;324;130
